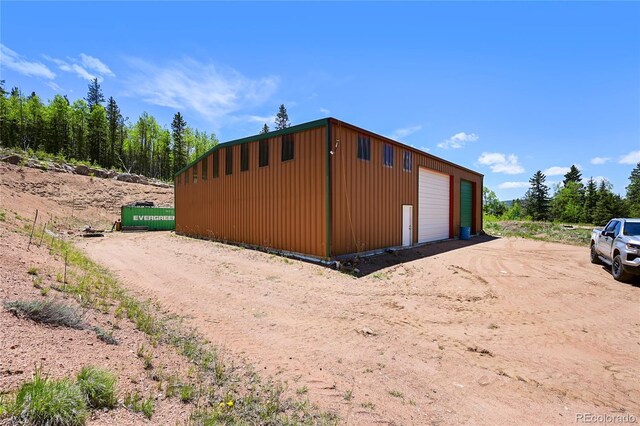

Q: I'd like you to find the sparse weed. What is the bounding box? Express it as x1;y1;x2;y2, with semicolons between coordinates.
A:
296;385;309;396
28;266;39;275
388;390;404;399
137;343;154;370
33;276;43;289
361;401;375;410
124;391;154;419
94;326;118;345
343;390;353;401
180;384;195;403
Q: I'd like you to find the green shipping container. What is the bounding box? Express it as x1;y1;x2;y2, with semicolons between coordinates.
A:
460;181;473;229
121;206;175;231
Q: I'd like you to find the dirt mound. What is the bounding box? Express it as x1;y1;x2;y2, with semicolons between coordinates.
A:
0;162;173;230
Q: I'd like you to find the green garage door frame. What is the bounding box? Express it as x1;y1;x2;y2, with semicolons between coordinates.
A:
460;180;473;229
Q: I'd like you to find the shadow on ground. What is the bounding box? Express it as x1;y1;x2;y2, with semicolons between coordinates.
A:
347;234;498;277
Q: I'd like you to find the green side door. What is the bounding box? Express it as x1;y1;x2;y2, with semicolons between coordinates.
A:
460;181;473;228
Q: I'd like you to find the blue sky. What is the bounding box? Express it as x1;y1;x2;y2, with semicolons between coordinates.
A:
1;2;638;199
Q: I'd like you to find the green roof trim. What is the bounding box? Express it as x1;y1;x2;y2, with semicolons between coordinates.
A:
175;118;329;177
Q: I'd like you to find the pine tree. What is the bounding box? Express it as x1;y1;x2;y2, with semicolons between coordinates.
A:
523;170;550;221
171;112;187;175
260;123;270;134
563;165;582;186
47;94;71;156
105;97;121;169
551;181;583;223
85;78;104;110
626;163;640;217
87;105;108;164
274;104;290;130
582;178;598;224
593;180;629;225
25;92;45;151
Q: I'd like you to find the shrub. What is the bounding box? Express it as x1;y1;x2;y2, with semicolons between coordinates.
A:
4;300;84;329
7;368;88;426
76;366;117;409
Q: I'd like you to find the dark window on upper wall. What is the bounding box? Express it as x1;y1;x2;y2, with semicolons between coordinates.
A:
403;151;412;171
201;157;208;180
225;146;233;175
281;134;294;162
213;150;219;178
357;135;371;160
193;165;198;183
241;143;249;171
259;139;269;167
383;144;394;167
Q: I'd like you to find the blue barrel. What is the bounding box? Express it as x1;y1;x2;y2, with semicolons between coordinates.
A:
460;226;471;240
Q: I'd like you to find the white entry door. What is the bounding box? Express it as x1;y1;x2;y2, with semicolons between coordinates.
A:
418;168;450;243
402;205;413;247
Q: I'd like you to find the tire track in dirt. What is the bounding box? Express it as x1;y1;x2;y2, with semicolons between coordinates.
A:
80;233;640;425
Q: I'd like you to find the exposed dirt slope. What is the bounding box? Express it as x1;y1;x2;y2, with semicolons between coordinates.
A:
0;163;189;424
0;162;173;230
80;232;640;425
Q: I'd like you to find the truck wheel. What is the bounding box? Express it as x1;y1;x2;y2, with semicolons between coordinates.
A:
590;244;601;265
612;254;630;282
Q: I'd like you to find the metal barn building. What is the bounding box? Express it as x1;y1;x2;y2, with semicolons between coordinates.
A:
174;118;483;259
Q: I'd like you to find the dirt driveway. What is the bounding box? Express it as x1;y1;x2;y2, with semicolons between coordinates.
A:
80;233;639;425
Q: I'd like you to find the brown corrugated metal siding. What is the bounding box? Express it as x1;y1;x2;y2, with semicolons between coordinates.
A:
175;125;328;258
328;119;483;256
175;118;483;259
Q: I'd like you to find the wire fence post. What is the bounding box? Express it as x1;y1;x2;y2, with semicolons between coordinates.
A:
27;209;38;251
63;250;68;293
38;220;48;247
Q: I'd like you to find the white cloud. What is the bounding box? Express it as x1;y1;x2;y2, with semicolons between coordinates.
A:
543;166;571;176
498;181;529;189
80;53;114;77
247;115;275;124
45;81;63;92
45;56;100;82
619;150;640;165
0;44;55;79
437;131;479;149
390;125;422;141
122;57;278;123
590;156;611;165
477;152;524;174
319;107;330;115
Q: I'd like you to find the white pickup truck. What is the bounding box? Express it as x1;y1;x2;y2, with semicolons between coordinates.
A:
590;218;640;282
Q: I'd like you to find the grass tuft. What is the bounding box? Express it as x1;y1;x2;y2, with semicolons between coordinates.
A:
4;300;84;329
124;391;154;419
6;367;88;426
76;366;117;409
180;384;195;403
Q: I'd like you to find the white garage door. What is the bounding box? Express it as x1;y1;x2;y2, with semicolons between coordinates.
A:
418;168;450;243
